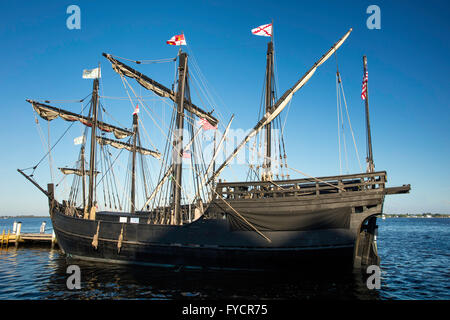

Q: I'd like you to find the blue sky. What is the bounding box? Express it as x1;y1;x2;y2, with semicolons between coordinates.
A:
0;0;449;215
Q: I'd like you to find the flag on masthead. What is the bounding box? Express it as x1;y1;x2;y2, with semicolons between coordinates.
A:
82;67;101;79
166;34;187;46
133;104;139;115
251;23;272;37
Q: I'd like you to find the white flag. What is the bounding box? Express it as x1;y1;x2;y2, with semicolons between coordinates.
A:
74;135;85;145
82;67;101;79
251;23;272;37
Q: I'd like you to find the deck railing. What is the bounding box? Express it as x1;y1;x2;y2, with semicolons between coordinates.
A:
215;171;387;200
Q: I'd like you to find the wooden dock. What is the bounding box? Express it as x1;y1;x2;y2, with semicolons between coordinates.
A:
1;228;58;249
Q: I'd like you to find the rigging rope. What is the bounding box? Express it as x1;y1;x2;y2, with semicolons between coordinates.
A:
334;53;363;173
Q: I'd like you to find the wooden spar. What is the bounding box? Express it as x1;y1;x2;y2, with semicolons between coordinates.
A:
263;40;274;181
363;56;375;173
131;112;138;213
17;169;50;198
27;100;133;138
95;136;160;157
88;78;99;210
171;52;188;224
81;145;86;208
102;53;219;127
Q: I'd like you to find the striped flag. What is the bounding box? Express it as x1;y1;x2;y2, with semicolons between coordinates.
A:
251;23;272;37
166;34;187;46
361;71;368;100
182;150;191;159
198;118;217;130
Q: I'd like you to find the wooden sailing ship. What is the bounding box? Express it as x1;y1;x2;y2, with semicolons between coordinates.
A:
19;27;410;270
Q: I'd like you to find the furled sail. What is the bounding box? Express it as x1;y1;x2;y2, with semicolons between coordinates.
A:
207;28;353;185
102;53;219;127
59;168;99;176
28;100;133;139
96;136;161;159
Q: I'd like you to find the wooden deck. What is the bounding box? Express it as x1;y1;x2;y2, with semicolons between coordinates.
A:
0;230;58;248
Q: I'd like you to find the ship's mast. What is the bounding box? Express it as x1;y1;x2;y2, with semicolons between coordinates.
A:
363;56;375;173
263;37;274;181
87;78;99;210
130;111;138;213
208;28;353;185
171;50;188;224
81;145;86;208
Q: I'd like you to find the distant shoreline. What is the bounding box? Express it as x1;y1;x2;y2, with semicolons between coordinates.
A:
1;215;49;219
382;214;449;218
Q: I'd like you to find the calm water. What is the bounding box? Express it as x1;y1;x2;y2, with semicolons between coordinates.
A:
0;217;448;300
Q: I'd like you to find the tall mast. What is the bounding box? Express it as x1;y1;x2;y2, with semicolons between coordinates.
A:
130;111;138;213
87;78;99;210
263;39;274;181
81;145;86;208
363;55;375;173
207;28;353;185
171;51;188;224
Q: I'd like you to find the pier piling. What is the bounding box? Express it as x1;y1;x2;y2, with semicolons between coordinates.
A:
15;222;22;248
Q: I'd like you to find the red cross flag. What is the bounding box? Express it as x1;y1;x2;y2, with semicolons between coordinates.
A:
251;23;272;37
166;34;187;46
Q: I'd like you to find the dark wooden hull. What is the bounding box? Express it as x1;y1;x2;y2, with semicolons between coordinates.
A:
49;172;394;270
51;207;376;271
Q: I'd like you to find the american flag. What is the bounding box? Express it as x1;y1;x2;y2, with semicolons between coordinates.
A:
361;71;368;100
198;118;217;130
182;150;191;159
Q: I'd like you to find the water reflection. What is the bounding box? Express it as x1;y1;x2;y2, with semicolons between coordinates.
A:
0;245;382;300
39;254;380;300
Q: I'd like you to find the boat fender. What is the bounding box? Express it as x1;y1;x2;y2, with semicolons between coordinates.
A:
89;204;96;221
91;221;100;250
117;225;124;254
